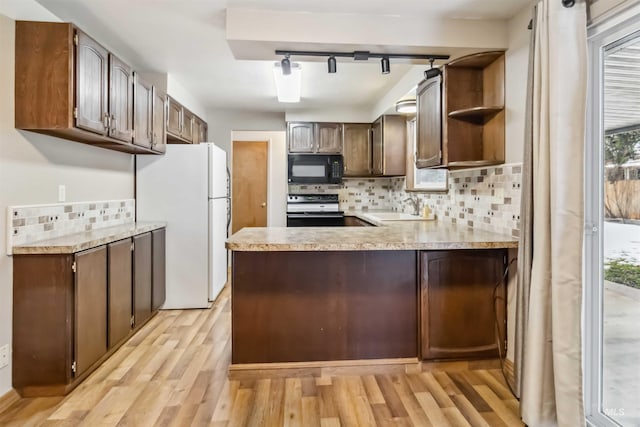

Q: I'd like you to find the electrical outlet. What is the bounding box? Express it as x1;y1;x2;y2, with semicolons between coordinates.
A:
58;185;66;203
0;344;8;369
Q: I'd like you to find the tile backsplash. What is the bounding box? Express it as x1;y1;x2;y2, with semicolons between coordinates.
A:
288;163;522;237
289;179;394;211
391;164;522;237
7;199;135;254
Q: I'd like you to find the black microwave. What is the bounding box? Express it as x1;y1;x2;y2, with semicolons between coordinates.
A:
287;154;344;184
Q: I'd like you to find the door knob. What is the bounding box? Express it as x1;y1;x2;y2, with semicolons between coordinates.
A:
261;202;267;207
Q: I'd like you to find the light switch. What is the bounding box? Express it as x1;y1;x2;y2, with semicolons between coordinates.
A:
58;185;66;202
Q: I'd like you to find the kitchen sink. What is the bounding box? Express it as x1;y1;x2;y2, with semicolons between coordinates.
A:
362;212;426;221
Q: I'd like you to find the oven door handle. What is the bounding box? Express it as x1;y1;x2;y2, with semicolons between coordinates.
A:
286;213;344;219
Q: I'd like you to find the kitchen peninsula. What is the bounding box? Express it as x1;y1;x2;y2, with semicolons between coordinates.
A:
226;217;518;366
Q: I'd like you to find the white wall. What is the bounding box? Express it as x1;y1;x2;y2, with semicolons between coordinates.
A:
230;131;287;228
0;13;135;397
591;0;630;21
167;74;208;119
505;4;534;164
204;110;286;227
504;3;535;361
285;108;372;124
206;108;286;156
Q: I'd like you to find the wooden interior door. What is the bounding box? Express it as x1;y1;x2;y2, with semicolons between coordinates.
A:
232;141;268;234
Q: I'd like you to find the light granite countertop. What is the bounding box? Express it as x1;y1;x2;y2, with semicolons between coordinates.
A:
226;212;518;252
12;222;166;255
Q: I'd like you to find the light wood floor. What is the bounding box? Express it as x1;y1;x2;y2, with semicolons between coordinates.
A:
0;286;523;426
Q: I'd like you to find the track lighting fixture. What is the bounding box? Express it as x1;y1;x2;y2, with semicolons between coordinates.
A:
424;58;441;80
281;55;291;75
381;57;390;74
328;56;337;74
275;50;449;75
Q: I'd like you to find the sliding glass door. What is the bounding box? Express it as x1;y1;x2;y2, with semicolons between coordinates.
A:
586;3;640;426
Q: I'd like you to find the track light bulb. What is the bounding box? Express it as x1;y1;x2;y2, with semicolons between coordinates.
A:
424;58;441;80
381;57;390;74
328;56;337;74
281;55;291;75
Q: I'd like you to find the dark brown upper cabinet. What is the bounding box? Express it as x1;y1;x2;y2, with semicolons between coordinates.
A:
342;123;371;176
152;88;167;153
75;30;109;136
108;55;133;143
371;115;406;176
287;122;343;154
181;108;194;143
416;75;442;168
133;73;153;149
166;96;182;138
417;51;505;169
198;118;208;143
315;123;342;153
166;96;206;144
192;117;208;144
14;21;162;155
287;122;315;153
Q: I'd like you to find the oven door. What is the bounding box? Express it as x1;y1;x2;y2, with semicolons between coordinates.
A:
286;213;345;227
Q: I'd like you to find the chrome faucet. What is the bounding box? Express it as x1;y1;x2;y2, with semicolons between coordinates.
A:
403;196;421;216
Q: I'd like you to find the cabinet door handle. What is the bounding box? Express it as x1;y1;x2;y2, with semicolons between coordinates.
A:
103;112;110;130
110;115;117;132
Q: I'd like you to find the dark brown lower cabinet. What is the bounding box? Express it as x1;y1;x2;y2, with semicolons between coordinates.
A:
13;254;75;396
74;247;108;377
108;239;133;348
12;228;166;397
133;233;152;328
152;228;166;311
420;249;506;360
232;250;417;364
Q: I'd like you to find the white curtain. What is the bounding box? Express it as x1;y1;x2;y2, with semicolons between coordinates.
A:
518;1;588;426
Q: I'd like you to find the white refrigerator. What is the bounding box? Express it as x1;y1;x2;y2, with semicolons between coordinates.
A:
136;143;229;309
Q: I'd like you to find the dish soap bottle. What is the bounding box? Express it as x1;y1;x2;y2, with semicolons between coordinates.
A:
422;205;435;220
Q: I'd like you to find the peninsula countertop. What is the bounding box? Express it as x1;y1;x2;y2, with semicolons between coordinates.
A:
226;214;518;252
12;222;167;255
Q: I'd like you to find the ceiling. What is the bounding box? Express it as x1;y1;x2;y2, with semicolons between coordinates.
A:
29;0;531;115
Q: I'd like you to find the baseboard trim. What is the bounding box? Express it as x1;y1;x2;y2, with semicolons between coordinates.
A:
230;357;418;371
0;389;20;414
